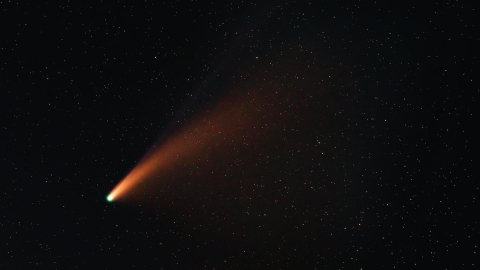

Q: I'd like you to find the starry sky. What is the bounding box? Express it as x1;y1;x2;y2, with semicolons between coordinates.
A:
2;1;477;269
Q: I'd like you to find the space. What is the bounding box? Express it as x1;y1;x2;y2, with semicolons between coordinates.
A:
2;1;477;269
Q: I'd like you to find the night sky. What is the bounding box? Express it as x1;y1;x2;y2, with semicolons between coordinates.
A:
2;1;477;269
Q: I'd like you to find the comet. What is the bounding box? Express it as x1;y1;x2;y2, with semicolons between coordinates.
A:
106;67;310;202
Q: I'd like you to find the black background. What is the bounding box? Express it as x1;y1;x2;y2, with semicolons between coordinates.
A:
2;1;477;269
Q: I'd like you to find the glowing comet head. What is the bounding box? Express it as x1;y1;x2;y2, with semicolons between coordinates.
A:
107;194;114;202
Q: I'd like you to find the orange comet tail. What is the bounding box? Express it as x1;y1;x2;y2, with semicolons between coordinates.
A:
107;76;292;201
